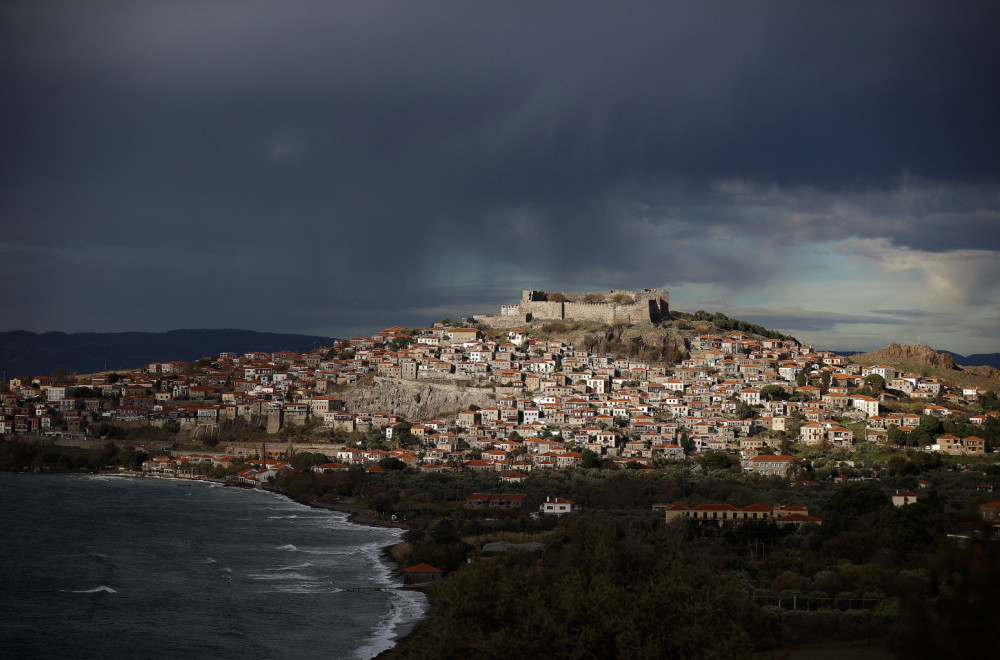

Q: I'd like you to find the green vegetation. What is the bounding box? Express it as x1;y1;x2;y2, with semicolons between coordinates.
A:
887;414;1000;449
0;438;148;472
387;335;415;351
525;311;795;366
391;517;767;659
760;384;789;401
864;374;886;393
366;470;999;658
670;310;798;342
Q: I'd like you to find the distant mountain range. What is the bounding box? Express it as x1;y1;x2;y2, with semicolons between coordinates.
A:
940;351;1000;369
0;329;337;379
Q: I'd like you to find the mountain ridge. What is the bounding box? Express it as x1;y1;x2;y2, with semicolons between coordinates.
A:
0;329;337;378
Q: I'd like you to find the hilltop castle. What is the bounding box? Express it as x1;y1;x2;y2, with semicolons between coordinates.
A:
475;288;669;328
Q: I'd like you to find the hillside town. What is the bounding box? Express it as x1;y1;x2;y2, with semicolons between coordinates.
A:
5;316;1000;658
3;319;997;486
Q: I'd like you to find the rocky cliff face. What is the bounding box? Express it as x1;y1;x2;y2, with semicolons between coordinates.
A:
851;343;956;370
338;378;498;420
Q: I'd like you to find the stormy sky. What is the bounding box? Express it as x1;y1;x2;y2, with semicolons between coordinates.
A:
2;1;999;354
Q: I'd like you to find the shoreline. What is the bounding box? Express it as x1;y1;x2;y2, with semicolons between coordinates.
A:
306;498;429;657
132;471;429;658
308;498;410;529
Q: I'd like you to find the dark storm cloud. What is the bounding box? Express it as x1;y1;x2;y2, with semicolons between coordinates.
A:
2;1;999;338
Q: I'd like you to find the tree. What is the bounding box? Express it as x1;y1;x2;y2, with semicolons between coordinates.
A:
698;449;734;472
72;386;95;399
820;371;832;394
796;370;807;387
823;482;890;518
759;384;787;401
864;374;886;393
581;448;604;469
918;414;942;434
117;448;148;471
387;335;414;351
736;401;755;419
895;540;1000;658
378;457;407;471
290;451;328;467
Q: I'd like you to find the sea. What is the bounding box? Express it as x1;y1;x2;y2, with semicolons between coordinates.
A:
0;472;428;659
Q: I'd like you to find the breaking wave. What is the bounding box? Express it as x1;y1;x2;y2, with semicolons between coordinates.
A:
66;586;117;594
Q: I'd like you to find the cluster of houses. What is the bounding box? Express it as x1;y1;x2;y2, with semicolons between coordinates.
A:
4;323;997;478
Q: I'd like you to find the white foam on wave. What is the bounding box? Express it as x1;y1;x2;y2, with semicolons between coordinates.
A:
359;543;393;586
274;562;313;571
248;572;316;582
267;514;299;520
276;544;297;551
205;558;217;564
317;515;404;538
300;547;355;556
261;583;334;594
65;586;117;594
352;589;429;659
61;552;112;561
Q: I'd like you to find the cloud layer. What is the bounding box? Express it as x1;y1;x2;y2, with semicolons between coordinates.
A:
2;2;998;353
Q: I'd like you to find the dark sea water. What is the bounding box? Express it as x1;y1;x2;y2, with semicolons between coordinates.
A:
0;473;427;659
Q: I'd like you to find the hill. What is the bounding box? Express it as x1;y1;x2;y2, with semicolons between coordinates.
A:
848;343;1000;391
0;329;337;378
836;347;1000;370
476;310;796;364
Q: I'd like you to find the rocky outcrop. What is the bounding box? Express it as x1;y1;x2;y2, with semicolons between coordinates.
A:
338;378;497;420
851;343;956;370
964;365;1000;380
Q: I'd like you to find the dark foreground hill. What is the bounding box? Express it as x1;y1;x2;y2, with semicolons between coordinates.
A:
0;329;337;378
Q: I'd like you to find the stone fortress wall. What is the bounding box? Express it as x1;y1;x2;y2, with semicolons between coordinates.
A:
476;288;669;328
